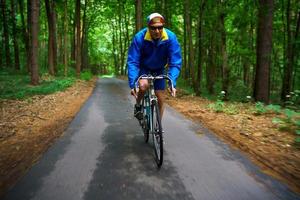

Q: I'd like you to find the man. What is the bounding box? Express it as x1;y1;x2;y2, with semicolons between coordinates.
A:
127;13;182;120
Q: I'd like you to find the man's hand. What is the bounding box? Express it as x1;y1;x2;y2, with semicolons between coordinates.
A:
168;87;176;97
130;88;138;99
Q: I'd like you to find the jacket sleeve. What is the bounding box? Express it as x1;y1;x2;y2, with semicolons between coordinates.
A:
167;34;182;88
127;36;142;89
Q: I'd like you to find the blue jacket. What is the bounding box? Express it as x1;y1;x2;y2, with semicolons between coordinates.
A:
127;28;182;89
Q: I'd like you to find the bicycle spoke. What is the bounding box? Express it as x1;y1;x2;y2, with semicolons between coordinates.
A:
152;103;163;167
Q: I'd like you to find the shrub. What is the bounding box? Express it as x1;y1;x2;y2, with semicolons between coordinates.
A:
80;70;93;81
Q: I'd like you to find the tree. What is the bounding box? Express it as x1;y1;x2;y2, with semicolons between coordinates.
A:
292;11;300;90
1;0;11;68
135;0;142;32
81;0;88;69
195;0;205;96
75;0;81;76
18;0;30;72
254;0;274;103
45;0;58;75
185;0;196;89
281;0;298;102
11;0;20;70
220;1;229;99
63;0;68;76
30;0;40;85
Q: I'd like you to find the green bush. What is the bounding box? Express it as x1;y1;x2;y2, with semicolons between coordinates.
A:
224;104;238;115
229;80;251;101
272;108;300;142
266;104;282;114
0;69;76;99
208;100;225;113
253;102;267;115
80;70;93;81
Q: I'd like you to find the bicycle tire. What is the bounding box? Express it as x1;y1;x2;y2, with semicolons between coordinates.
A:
151;102;163;167
141;98;149;143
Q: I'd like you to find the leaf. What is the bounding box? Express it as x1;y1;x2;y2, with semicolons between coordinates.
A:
272;117;283;124
295;137;300;143
284;109;297;119
296;130;300;135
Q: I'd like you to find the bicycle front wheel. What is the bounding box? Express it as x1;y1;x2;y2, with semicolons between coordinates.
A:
151;102;163;167
141;98;149;143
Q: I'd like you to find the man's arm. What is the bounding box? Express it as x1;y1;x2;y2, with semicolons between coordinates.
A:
167;33;182;89
127;36;142;89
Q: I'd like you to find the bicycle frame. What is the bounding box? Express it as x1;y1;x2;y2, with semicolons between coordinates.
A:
135;74;173;167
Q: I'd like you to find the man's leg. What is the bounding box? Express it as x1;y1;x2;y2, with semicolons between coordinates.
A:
136;79;149;104
134;79;149;119
155;90;165;119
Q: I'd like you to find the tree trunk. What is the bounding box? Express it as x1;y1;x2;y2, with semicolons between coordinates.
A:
185;0;195;88
27;0;32;73
45;0;54;75
162;0;171;28
123;1;130;75
71;15;75;67
253;0;274;104
195;0;205;96
75;0;81;76
183;2;188;80
281;0;295;101
112;23;118;74
18;0;30;72
135;0;142;33
30;0;39;85
1;0;11;68
155;0;161;14
220;4;229;99
292;11;300;90
11;0;20;70
46;0;57;75
63;0;68;76
81;0;88;69
207;34;216;94
118;1;123;75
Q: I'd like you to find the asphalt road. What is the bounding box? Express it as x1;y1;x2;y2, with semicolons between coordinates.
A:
3;78;300;200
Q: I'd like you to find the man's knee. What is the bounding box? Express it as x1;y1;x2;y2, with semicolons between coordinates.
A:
155;90;165;102
139;80;149;91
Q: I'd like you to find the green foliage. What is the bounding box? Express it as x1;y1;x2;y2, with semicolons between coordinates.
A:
284;90;300;110
253;102;267;115
0;69;75;100
272;117;284;125
80;70;93;81
208;100;225;113
295;137;300;144
265;104;282;114
224;104;238;115
176;78;196;95
271;108;300;138
283;108;296;119
229;80;251;102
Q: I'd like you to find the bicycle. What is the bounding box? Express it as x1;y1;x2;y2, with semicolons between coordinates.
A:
134;74;174;167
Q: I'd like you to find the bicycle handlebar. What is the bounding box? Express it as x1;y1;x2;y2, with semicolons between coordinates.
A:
135;74;174;89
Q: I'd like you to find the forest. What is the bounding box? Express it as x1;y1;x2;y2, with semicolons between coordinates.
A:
0;0;299;105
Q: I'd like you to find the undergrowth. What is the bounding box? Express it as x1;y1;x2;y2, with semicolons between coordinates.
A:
0;69;77;99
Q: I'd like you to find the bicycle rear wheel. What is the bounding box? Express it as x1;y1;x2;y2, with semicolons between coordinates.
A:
151;102;163;167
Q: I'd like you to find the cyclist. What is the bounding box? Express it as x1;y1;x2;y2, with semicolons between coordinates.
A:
127;13;182;120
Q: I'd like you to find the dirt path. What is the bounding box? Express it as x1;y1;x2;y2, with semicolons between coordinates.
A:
0;77;299;197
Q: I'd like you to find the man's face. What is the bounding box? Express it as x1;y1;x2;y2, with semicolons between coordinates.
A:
148;18;164;40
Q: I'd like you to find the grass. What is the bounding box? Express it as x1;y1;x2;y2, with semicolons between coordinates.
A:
0;69;76;100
